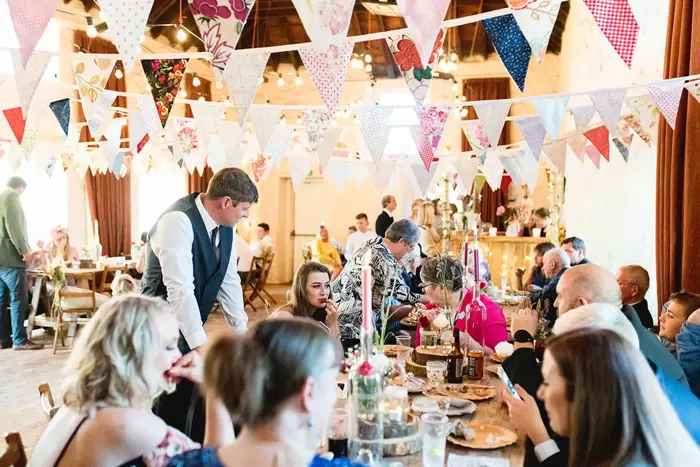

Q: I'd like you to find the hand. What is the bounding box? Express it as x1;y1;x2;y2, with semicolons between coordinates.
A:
36;241;45;249
503;385;550;445
527;285;542;293
511;308;539;337
325;299;340;324
22;251;35;263
688;309;700;325
168;351;204;384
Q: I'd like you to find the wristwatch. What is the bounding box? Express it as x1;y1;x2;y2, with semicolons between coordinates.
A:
514;330;535;343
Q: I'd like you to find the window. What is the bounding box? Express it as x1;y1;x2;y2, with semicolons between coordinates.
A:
137;159;186;234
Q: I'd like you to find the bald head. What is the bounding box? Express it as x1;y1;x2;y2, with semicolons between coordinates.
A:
542;248;571;279
554;264;622;316
616;265;650;305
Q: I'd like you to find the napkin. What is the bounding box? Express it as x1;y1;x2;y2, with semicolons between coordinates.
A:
447;453;510;467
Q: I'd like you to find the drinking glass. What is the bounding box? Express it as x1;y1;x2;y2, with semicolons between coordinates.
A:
421;413;450;467
396;346;412;371
395;332;412;349
426;360;447;385
327;408;349;459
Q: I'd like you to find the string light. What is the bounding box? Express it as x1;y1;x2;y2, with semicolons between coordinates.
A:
460;108;468;118
277;73;285;86
351;57;363;69
450;52;458;62
198;96;206;101
364;64;372;72
86;18;98;38
295;74;303;86
451;81;458;93
180;90;187;98
280;115;287;125
115;69;123;79
364;54;372;63
192;76;201;87
176;26;187;42
296;116;302;125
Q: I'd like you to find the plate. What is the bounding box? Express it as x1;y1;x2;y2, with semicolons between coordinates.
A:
400;316;419;327
485;364;501;376
446;400;477;417
404;380;426;393
436;383;496;401
489;354;510;364
447;424;518;450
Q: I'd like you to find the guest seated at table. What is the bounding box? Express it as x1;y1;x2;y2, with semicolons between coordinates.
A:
523;208;549;238
111;273;138;297
503;328;700;467
677;308;700;398
167;319;361;467
137;231;148;274
45;225;79;264
311;225;342;280
524;242;555;291
236;233;254;283
616;265;655;329
269;262;340;338
530;248;570;326
658;291;700;356
414;255;508;352
416;202;440;257
561;236;590;265
32;295;234;467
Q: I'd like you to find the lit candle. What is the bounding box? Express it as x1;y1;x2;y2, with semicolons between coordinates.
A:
362;251;373;333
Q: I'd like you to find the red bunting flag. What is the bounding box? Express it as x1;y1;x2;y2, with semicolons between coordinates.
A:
584;125;610;161
3;107;28;145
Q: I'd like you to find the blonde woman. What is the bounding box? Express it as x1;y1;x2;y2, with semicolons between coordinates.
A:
45;225;79;264
31;295;234;467
416;202;440;257
111;273;139;296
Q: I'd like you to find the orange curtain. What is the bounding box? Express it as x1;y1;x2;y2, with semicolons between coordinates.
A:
74;30;131;257
184;74;214;193
461;78;511;227
656;0;700;315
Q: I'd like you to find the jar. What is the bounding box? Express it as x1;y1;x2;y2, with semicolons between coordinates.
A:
381;385;409;425
426;360;447;385
421;329;438;349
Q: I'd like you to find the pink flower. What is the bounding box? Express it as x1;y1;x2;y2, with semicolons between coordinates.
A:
191;0;232;19
358;360;374;376
202;23;233;71
496;205;506;216
230;0;253;22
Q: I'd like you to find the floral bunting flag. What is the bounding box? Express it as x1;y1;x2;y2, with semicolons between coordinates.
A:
482;14;532;92
174;118;199;158
302;109;332;157
217;121;245;166
584;125;610;161
12;50;52;118
386;29;445;106
189;101;224;150
356;107;394;166
532;95;569;141
686;80;700;104
481;149;504;191
461;120;489;156
291;0;355;53
7;0;58;70
87;90;118;141
289;153;316;190
251;153;269;183
188;0;257;81
3;107;28;145
543;140;568;172
100;0;155;73
582;0;639;68
142;58;189;128
589;89;626;135
624;94;659;145
410;163;439;196
510;0;563;63
223;51;270;125
248;106;282;152
317;126;342;170
454;157;480;191
648;80;685;130
396;0;451;69
473;100;511;147
411;105;451;171
49;98;71;138
299;41;354;117
73;57;117;123
572;104;597;134
515;115;547;161
614;119;634;162
266;125;295;167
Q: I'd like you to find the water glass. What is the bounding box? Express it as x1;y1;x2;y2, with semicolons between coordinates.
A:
395;332;412;349
421;413;449;467
426;360;447;385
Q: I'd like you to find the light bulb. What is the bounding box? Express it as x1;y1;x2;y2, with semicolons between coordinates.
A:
342;109;349;119
296;117;302;125
453;107;460;118
198;96;205;102
177;27;187;42
295;75;303;85
364;54;372;63
86;24;98;38
180;90;187;98
224;99;231;105
450;52;458;62
364;64;372;72
352;58;362;69
451;82;458;93
215;81;223;89
192;76;201;87
121;119;128;127
115;69;124;79
277;74;284;86
280;116;286;125
460;108;468;118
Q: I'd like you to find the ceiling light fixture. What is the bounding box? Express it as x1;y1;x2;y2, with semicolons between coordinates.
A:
295;74;303;86
277;74;285;86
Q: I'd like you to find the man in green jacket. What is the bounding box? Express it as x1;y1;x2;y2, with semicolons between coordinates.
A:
0;177;43;350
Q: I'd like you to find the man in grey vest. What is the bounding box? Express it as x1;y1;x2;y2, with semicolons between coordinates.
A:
141;167;258;442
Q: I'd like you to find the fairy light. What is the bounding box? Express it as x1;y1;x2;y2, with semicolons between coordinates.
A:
277;74;285;86
364;64;372;73
364;54;372;63
180;90;187;98
192;76;201;87
460;108;468;118
215;81;223;90
296;116;302;125
115;69;124;79
198;96;206;102
86;18;98;38
366;82;374;94
295;74;303;86
280;114;287;125
451;81;458;93
450;51;458;62
259;76;264;84
176;26;187;42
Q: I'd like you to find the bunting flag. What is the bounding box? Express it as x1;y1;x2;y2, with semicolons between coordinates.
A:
510;0;563;63
129;108;149;155
302;109;332;156
499;149;539;189
412;105;451;171
585;143;602;169
366;164;395;194
291;0;354;52
473;101;511;147
515;116;547;160
454;157;480;191
7;0;58;69
87;90;118;141
624;94;659;146
207;134;227;173
12;50;52;117
572;104;597;134
289;153;316;190
136;94;163;144
188;0;257;80
567;135;587;162
317;126;343;170
218;121;245;166
249;106;282;152
142;58;189;128
99;0;155;72
589;89;626;135
356;107;394;166
410;163;439;196
648;81;685;130
582;0;639;68
74;57;116;123
482;150;504;191
386;29;445;106
396;0;451;69
614;119;634;163
482;14;532;92
223;51;269;125
174;118;199;157
20;129;37;160
112;152;125;178
474;174;487;194
266;125;294;167
686;80;700;104
543;140;568;173
49;98;70;138
613;137;630;162
100;118;126;168
190;102;223;150
532;95;569;140
298;41;354;116
3;107;28;145
584;125;610;161
325;160;358;193
461;120;490;156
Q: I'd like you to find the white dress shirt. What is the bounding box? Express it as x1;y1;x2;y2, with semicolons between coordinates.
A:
236;234;254;273
345;230;377;260
252;234;275;256
150;194;246;349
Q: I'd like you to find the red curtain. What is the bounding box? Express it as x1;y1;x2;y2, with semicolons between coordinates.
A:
655;0;700;315
184;74;214;193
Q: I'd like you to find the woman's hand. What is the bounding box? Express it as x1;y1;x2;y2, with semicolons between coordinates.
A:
168;351;204;384
502;384;550;445
325;299;340;324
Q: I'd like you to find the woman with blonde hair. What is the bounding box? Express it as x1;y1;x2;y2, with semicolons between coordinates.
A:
111;273;139;296
416;201;440;257
45;225;80;263
32;295;233;467
310;224;342;280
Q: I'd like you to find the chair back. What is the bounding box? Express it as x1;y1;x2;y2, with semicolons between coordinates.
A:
0;433;27;467
259;252;275;288
38;383;58;420
59;274;97;317
100;266;129;294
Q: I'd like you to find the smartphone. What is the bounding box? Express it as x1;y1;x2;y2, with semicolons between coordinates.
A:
498;366;522;400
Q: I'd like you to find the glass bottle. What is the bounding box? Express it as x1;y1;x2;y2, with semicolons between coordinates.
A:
466;247;485;380
446;327;464;383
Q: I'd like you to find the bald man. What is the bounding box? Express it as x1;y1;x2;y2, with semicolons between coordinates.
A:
554;264;687;387
530;248;570;326
617;265;654;329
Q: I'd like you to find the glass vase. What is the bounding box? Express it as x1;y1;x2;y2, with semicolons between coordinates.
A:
420;329;438;349
348;361;384;463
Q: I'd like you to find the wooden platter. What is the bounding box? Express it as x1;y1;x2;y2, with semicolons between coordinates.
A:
447;424;518;450
435;383;496;401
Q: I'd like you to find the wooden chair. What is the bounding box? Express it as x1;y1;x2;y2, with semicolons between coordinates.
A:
53;272;97;354
0;433;27;467
244;253;275;312
38;383;58;420
99;265;129;295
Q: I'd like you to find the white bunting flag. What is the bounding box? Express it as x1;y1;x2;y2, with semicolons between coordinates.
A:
396;0;451;68
8;0;58;70
248;106;282;153
366;164;395;195
207;134;227;173
473;101;511;147
291;0;354;52
326;160;358;193
217;121;245;166
410;163;439;196
298;42;354;116
511;0;563;63
190;102;223;150
289;153;316;190
461;120;490;155
515;116;547;161
99;0;155;72
454;157;480;190
648;80;685;130
129;109;147;153
571;104;597;134
543;140;569;173
686;80;700;104
74;57;117;123
136;93;162;143
11;50;52;117
223;51;270;125
88;90;118;141
482;150;504;191
498;149;525;186
589;89;626;135
532;95;569;141
318;126;342;170
266;125;295;167
356;107;394;166
100;117;125;168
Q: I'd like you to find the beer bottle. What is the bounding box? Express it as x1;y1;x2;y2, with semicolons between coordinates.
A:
446;327;464;383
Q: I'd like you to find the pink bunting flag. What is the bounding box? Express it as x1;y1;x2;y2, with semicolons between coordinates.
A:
567;135;587;163
585;143;602;169
411;105;451;171
584;126;610;161
299;42;354;117
8;0;58;70
473;100;512;147
648;81;686;130
396;0;451;69
543;140;568;173
461;120;490;154
3;107;27;145
291;0;354;52
582;0;639;68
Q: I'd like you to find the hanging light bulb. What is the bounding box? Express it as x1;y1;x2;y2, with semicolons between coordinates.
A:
198;96;206;102
450;51;458;62
342;109;349;119
115;69;124;79
295;74;303;86
364;64;372;72
192;76;201;87
296;116;302;125
280;115;287;125
176;26;187;42
460;108;468;118
86;18;98;38
364;54;372;63
277;74;285;86
180;90;187;98
121;119;128;127
352;57;363;69
224;98;231;105
451;82;458;93
215;81;223;89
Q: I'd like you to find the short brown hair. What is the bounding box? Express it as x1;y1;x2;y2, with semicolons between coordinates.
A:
669;291;700;320
355;213;368;221
206;168;259;205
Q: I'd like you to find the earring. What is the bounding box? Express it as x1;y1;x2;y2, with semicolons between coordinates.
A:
308;418;315;428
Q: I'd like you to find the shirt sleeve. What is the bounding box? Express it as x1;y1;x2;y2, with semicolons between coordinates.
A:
150;212;207;349
534;439;560;462
217;229;248;333
6;193;31;256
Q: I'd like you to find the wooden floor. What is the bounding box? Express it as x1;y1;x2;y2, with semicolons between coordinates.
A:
0;284;289;456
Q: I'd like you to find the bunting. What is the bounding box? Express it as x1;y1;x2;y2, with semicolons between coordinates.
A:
73;57;116;123
190;101;224;150
289;153;316;189
49;98;70;138
532;95;569;140
12;50;52;117
207;134;227;173
218;121;245;166
686;80;700;104
298;41;354;116
584;125;610;161
412;105;451;171
142;58;189;128
511;0;563;63
543;140;568;173
589;89;626;135
302;109;332;157
223;51;270;125
624;94;659;146
613;137;630;162
567;135;587;163
454;157;479;191
291;0;354;52
136;94;163;145
100;118;126;168
482;14;532;92
87;90;117;141
7;0;58;69
648;81;685;130
461;120;490;156
356;107;394;166
473;101;511;147
317;126;343;170
249;106;282;152
99;0;155;72
410;163;439;196
3;107;27;145
396;0;451;69
366;164;395;195
129;108;149;155
585;143;602;169
571;105;597;134
515;116;547;160
582;0;639;68
20;129;37;161
266;125;295;167
499;149;538;189
482;150;504;191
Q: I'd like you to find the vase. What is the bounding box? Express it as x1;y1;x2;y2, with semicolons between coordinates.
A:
420;329;438;349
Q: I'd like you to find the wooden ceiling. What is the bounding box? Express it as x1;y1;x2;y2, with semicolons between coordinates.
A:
64;0;570;79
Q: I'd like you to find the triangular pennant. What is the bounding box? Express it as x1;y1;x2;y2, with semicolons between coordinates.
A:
482;150;504;191
218;121;245;166
366;164;395;195
20;129;37;160
356;107;394;166
325;160;353;193
111;151;125;177
8;0;58;70
289;153;316;190
248;106;282;152
73;57;116;122
251;154;269;183
100;118;126;168
188;0;257;80
567;135;587;163
414;105;451;169
46;154;59;178
190;102;223;150
49;98;71;138
612;137;629;162
298;41;354;116
410;163;439;196
3;107;27;145
454;157;480;191
461;120;490;155
589;89;626;135
87;90;118;141
12;50;52;117
474;174;487;193
582;0;639;68
208;134;227;173
482;14;532;92
571;105;597;134
302;109;332;157
473;101;511;147
136;94;162;143
624;94;659;146
142;59;188;128
532;95;569;140
648;81;685;130
498;149;525;186
396;0;451;69
318;126;343;170
386;29;445;106
223;51;269;125
291;0;355;52
100;0;154;72
174;118;198;158
515;116;547;160
585;143;602;169
129;109;148;154
511;0;563;63
266;125;294;167
686;80;700;104
543;140;568;173
584;125;610;161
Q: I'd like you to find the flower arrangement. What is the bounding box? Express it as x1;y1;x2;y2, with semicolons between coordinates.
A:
43;259;66;315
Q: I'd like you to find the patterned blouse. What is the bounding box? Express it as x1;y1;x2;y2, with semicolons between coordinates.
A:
331;237;420;340
166;447;366;467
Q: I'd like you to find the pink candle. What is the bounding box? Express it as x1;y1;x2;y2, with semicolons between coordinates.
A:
361;251;373;332
474;248;480;283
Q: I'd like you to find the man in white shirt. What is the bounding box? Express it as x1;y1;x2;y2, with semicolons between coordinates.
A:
141;167;258;441
345;213;377;261
252;222;275;257
236;233;254;282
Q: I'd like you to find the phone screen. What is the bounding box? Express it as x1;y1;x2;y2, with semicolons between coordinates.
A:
498;366;522;400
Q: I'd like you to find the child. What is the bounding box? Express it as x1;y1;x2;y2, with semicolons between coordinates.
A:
111;274;138;297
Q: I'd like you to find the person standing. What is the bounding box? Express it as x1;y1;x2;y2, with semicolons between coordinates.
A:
375;195;396;238
345;213;377;260
141;167;258;442
0;177;43;350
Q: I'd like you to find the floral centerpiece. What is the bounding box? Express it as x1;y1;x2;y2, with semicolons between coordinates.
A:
43;259;66;316
416;304;451;349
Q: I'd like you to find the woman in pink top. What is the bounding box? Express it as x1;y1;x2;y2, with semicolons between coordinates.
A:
415;256;508;351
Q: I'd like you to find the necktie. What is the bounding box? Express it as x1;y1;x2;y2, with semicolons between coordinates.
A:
211;227;219;249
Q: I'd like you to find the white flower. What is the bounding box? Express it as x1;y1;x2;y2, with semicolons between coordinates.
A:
433;313;449;329
371;353;390;372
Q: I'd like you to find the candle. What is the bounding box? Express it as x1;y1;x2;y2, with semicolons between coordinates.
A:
361;250;373;333
473;248;480;283
463;241;469;266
